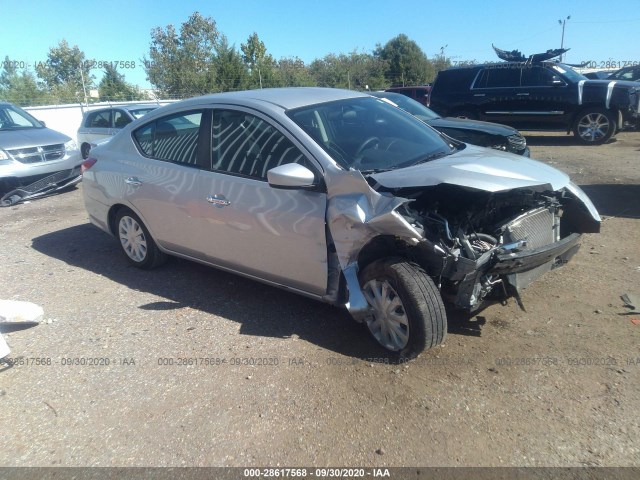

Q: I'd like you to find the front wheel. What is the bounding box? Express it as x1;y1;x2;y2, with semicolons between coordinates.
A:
115;208;167;269
573;108;617;144
81;143;91;159
359;258;447;359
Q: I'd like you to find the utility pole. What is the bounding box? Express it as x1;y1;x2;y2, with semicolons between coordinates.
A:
558;15;571;62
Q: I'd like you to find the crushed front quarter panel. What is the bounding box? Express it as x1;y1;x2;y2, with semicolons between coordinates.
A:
324;169;423;319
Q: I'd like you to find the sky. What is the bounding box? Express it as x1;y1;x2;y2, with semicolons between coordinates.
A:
1;0;639;89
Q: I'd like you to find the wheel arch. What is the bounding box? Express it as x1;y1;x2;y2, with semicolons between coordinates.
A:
107;203;160;244
356;235;445;279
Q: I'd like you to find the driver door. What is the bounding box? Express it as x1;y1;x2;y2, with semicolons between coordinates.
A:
195;108;329;295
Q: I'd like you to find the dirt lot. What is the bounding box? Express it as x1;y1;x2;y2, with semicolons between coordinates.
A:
1;131;639;468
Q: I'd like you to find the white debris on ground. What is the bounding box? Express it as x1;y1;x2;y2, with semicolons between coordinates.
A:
0;300;44;325
0;332;9;358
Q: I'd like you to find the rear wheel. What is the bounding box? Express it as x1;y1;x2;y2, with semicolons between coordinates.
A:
359;258;447;359
115;208;166;269
573;108;617;144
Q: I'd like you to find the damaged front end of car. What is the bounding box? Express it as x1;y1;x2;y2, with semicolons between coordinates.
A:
0;167;82;206
391;181;599;311
326;148;600;318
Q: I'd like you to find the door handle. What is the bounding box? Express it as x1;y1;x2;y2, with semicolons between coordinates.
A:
206;194;231;208
516;93;530;96
124;177;142;187
473;94;486;97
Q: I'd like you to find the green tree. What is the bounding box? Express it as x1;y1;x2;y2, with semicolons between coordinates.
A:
0;56;46;106
241;32;277;89
308;51;387;90
213;36;248;92
431;51;452;79
98;64;142;101
374;34;432;86
143;12;219;97
275;57;314;87
35;40;93;97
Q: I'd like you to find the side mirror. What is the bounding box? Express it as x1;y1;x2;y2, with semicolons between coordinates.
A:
549;78;564;86
267;163;317;190
39;120;46;127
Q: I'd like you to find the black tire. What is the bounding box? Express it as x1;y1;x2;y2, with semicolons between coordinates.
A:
573;108;617;145
81;143;91;160
114;208;167;269
452;109;478;120
359;258;447;359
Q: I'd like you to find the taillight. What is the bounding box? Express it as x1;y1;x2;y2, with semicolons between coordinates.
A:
81;157;97;174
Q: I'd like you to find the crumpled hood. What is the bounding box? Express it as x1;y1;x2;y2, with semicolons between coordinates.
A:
0;128;70;150
370;144;569;193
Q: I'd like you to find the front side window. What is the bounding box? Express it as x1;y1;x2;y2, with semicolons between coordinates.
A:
521;66;560;87
133;111;202;165
211;110;308;180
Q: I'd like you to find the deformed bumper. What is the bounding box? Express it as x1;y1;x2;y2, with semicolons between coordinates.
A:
490;233;581;276
1;166;82;206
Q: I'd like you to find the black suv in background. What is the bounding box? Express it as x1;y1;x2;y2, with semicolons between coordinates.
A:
429;62;640;144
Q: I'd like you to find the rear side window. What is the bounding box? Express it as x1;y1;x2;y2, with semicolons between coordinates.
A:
86;110;112;128
113;110;132;128
133;111;203;165
483;68;521;88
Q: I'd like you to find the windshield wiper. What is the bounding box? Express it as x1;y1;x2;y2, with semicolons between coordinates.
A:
411;150;452;165
360;167;394;174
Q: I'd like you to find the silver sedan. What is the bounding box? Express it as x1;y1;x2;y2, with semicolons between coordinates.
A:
82;88;600;359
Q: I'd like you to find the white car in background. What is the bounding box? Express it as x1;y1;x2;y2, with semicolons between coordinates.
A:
77;104;157;158
1;102;81;205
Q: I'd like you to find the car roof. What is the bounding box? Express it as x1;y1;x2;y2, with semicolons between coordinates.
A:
82;104;158;116
171;87;370;111
122;104;158;111
385;86;431;91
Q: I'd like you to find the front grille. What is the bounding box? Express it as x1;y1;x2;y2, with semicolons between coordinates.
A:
7;143;66;164
502;207;557;250
507;134;527;152
502;207;559;289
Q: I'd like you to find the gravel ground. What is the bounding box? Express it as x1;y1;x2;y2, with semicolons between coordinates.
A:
1;131;639;468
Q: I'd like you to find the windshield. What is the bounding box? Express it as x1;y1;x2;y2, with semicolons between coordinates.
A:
551;64;588;82
288;97;454;172
370;92;440;121
129;107;157;119
0;104;44;130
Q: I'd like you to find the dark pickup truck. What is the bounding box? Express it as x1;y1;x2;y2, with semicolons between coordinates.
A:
429;61;640;144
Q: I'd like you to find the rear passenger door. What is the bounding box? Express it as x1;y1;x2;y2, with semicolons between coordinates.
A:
112;109;133;133
128;109;207;257
196;108;328;295
84;110;112;143
471;67;521;124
